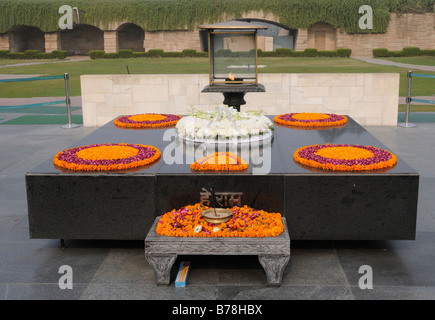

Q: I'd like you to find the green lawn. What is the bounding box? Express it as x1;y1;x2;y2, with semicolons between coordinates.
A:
1;57;434;98
399;104;435;112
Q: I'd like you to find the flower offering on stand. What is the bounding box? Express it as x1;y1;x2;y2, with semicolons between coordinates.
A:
156;203;284;238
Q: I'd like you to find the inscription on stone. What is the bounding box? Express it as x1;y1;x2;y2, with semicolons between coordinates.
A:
200;188;243;207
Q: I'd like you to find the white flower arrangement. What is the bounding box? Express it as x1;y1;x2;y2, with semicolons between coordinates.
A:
176;106;274;143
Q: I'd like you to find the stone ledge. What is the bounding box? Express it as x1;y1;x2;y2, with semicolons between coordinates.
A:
81;73;400;127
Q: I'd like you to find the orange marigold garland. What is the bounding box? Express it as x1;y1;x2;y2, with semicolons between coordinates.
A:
114;113;182;128
156;203;284;238
274;113;347;127
191;152;248;171
53;143;161;171
294;144;397;171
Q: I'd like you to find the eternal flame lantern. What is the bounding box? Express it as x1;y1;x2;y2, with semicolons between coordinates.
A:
199;20;267;112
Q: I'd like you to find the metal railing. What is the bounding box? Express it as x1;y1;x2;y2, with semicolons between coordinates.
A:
0;73;79;128
399;70;435;128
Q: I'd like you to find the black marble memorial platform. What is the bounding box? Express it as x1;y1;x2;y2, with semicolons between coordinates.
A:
26;116;419;241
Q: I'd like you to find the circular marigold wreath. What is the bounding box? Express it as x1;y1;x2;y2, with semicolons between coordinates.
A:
294;144;397;171
114;113;182;128
53;143;161;171
191;152;248;171
274;113;347;127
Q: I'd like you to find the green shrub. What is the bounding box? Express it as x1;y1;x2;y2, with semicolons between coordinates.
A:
303;48;318;57
146;49;164;57
195;51;208;58
7;52;25;59
317;50;336;57
51;50;67;59
89;50;105;59
257;50;274;57
118;49;134;58
163;51;184;58
388;50;403;57
133;52;148;58
289;51;304;57
103;52;119;59
401;47;421;57
0;50;9;58
36;52;54;59
373;48;388;57
23;50;40;59
373;47;435;57
372;48;389;57
336;48;352;57
274;48;292;57
181;49;197;57
420;49;435;57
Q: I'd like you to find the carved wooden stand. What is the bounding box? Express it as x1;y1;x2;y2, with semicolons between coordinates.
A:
145;217;290;286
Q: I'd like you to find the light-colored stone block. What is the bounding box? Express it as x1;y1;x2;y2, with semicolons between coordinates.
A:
349;87;364;103
304;86;330;97
290;87;323;105
318;74;356;87
291;104;324;113
105;93;133;110
294;74;318;87
81;76;113;94
330;86;350;97
132;101;162;114
80;73;400;127
133;85;168;102
323;97;350;113
139;75;166;85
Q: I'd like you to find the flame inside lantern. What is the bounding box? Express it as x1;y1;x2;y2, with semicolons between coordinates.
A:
228;73;235;81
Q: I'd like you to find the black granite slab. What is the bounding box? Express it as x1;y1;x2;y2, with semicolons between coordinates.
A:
26;116;419;240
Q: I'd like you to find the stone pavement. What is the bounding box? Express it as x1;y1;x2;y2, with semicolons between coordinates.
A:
0;121;434;301
353;57;435;72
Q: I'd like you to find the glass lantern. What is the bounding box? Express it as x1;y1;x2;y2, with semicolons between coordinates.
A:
200;21;267;86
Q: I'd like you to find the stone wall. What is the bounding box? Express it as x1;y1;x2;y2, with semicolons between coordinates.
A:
81;73;399;127
1;11;433;56
60;25;104;55
138;13;435;56
0;33;9;50
144;30;203;52
336;13;435;56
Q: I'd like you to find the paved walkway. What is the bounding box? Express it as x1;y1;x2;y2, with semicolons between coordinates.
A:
0;56;90;69
353;57;435;72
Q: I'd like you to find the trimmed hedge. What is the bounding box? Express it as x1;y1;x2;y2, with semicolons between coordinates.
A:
90;48;352;59
89;50;105;59
373;47;435;57
258;48;352;58
0;49;67;59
